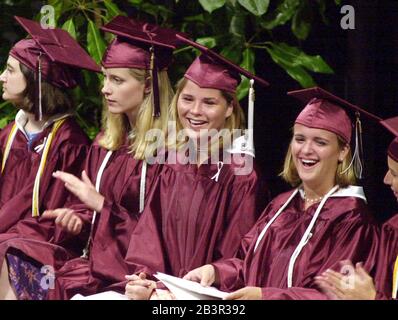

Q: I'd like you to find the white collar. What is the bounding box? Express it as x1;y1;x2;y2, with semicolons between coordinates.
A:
298;185;367;203
15;110;71;138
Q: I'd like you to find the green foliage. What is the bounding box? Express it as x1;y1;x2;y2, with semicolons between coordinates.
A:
62;18;77;39
0;0;340;136
104;0;123;20
262;42;333;87
261;0;300;30
0;101;16;129
237;48;255;100
87;19;107;65
195;37;217;48
238;0;269;16
291;0;312;40
199;0;226;13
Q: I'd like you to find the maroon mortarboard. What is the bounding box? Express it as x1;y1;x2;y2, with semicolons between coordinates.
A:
101;15;185;117
288;86;382;179
101;39;158;69
176;34;269;93
101;15;184;69
380;116;398;162
288;86;381;144
11;16;101;87
10;16;101;120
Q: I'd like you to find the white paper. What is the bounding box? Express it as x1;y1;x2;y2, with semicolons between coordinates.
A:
154;272;228;300
70;290;129;300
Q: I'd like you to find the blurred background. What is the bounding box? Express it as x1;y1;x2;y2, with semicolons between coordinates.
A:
0;0;397;222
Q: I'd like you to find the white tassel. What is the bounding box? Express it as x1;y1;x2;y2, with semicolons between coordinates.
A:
81;150;112;259
340;116;363;179
247;79;255;154
139;161;147;213
38;53;43;121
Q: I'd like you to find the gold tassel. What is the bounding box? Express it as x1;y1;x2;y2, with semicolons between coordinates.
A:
32;118;66;217
392;255;398;299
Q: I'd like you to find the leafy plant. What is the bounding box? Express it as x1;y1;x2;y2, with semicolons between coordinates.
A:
0;0;339;135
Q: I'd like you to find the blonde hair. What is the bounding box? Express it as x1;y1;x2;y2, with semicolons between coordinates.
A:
280;132;356;188
99;68;173;160
167;77;245;151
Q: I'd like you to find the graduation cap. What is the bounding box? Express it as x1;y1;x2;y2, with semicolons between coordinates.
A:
176;34;269;93
380;116;398;162
288;86;382;179
11;16;100;83
176;34;270;156
101;15;185;117
10;16;101;120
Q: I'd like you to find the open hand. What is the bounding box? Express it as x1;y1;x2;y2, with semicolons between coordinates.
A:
53;170;104;212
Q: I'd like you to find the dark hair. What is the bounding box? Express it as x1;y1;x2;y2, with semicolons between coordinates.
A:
19;63;73;117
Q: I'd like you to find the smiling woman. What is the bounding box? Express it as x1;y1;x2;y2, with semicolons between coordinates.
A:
281;92;358;202
118;36;270;300
284;124;352;209
170;76;242;158
176;79;233;141
291;125;350;208
184;86;380;300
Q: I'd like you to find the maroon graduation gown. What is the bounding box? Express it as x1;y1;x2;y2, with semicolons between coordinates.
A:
0;115;90;234
113;152;268;292
0;116;90;284
212;188;379;300
374;214;398;299
46;135;163;299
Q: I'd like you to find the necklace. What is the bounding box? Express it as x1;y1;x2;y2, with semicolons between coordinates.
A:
303;191;324;204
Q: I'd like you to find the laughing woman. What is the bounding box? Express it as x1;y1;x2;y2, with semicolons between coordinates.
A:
0;16;180;300
184;87;379;300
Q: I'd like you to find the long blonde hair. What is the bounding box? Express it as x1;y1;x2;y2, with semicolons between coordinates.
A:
99;68;173;160
167;77;245;151
280;132;356;187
